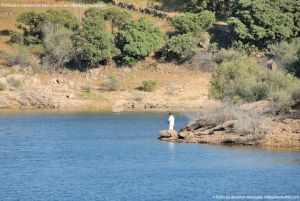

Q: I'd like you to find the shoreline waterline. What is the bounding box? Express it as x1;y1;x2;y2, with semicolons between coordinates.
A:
0;106;203;115
1;110;300;151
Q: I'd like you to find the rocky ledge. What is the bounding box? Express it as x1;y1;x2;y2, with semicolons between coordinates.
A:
159;102;300;149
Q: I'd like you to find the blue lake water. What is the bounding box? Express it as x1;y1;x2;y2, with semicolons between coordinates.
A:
0;112;299;201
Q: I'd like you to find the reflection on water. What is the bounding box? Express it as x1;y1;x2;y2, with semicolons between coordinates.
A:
0;113;299;201
168;142;175;160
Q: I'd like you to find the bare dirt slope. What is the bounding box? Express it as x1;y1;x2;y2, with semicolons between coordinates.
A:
0;63;212;112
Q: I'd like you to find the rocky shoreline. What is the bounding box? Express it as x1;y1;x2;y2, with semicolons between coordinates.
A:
159;102;300;149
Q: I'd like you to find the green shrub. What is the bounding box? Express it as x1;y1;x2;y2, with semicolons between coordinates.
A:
159;0;234;16
116;18;165;66
269;38;300;78
162;10;216;62
210;49;300;110
228;0;298;50
44;9;79;31
103;8;132;31
290;84;300;105
171;11;215;35
163;34;197;61
214;48;244;64
271;91;294;110
10;31;24;44
83;7;106;20
75;9;120;67
16;10;78;45
143;80;156;92
16;11;45;44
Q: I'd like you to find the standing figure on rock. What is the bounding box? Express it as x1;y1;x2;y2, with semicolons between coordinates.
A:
168;113;175;130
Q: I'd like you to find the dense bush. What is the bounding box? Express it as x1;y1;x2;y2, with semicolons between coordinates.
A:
75;9;120;67
210;50;300;109
269;38;300;78
83;7;105;20
160;0;234;16
143;80;156;92
171;11;215;35
273;0;300;37
116;18;165;66
42;23;74;69
229;0;297;50
44;9;79;31
213;48;244;64
163;34;198;61
161;11;215;62
9;31;24;44
16;10;78;45
103;8;132;32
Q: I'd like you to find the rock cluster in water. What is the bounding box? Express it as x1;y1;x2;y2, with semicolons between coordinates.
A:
159;101;300;148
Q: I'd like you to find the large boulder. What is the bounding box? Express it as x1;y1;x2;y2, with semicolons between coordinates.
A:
6;74;25;87
18;90;54;108
0;69;11;77
159;130;178;138
200;33;210;49
0;77;9;90
178;131;198;143
178;131;189;138
239;100;271;113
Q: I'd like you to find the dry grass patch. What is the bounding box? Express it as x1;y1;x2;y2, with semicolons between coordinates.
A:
76;91;108;103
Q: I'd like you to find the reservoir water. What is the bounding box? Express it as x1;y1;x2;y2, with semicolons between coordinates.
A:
0;113;299;201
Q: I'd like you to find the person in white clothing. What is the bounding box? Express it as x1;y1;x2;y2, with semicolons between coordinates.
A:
168;113;175;130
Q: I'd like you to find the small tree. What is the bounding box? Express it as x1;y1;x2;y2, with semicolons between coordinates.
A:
116;18;165;66
42;23;74;69
75;9;119;67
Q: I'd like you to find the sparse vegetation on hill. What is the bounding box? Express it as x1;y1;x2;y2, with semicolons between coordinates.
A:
210;49;300;110
269;38;300;78
143;80;156;92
